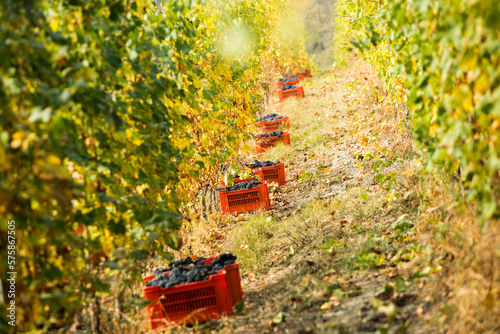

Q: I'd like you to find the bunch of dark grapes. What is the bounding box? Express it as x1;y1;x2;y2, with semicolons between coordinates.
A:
151;256;207;276
244;160;282;168
257;131;284;138
147;253;237;289
278;75;300;83
215;180;262;191
210;253;238;271
255;113;285;122
279;84;297;91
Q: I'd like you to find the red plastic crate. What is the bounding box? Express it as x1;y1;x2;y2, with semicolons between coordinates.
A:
251;163;286;185
218;183;270;214
278;86;304;102
257;116;291;133
143;257;243;309
144;271;232;329
255;132;290;153
295;69;311;78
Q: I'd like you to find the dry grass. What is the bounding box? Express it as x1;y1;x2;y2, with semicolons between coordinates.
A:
410;173;500;333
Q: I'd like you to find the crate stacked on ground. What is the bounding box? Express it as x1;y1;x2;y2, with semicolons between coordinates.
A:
278;84;304;102
295;68;311;78
276;74;302;88
143;254;243;329
244;160;286;186
216;180;270;214
255;130;290;153
256;113;291;133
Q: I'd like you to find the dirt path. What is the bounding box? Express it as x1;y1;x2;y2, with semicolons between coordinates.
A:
173;59;428;334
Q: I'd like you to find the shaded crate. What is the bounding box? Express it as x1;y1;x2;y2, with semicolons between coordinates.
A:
252;163;285;185
218;183;270;214
257;116;291;133
295;69;311;78
278;86;304;102
255;132;290;153
144;271;232;329
143;257;242;308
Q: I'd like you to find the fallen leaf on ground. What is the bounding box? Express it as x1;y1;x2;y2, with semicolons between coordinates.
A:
321;296;340;310
272;312;287;324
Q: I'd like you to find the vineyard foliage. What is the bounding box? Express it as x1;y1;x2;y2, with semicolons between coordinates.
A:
0;0;308;329
336;0;500;224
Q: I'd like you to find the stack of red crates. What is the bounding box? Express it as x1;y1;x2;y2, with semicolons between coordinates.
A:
277;69;310;102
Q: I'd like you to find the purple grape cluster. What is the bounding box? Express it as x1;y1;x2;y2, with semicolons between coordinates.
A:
216;180;262;192
256;113;285;122
147;254;237;289
257;131;284;138
278;75;301;83
244;160;282;168
279;84;297;91
151;256;207;276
